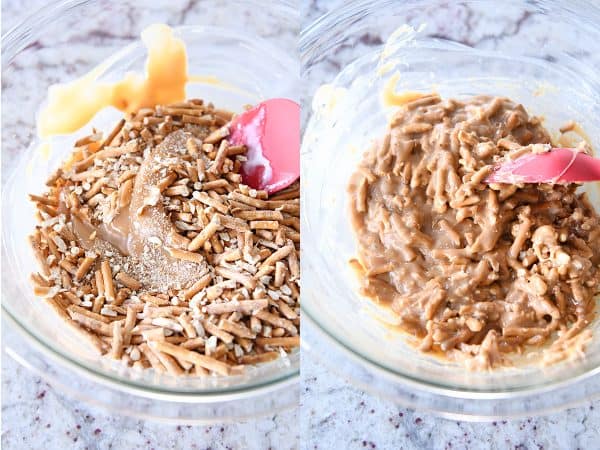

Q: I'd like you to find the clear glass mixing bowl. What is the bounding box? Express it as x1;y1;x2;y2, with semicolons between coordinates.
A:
300;0;600;418
1;0;299;421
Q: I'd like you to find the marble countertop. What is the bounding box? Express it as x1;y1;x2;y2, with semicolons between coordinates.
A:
300;0;600;449
301;354;599;450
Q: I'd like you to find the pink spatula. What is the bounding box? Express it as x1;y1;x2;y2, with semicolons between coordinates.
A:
228;98;300;194
486;148;600;184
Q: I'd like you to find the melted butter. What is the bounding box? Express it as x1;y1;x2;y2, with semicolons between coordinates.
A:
38;24;188;138
382;72;433;107
112;24;188;111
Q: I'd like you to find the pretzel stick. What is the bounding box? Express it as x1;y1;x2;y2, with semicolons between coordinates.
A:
204;299;269;315
150;341;230;376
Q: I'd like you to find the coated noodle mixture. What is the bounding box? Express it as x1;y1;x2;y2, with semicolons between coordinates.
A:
348;95;600;369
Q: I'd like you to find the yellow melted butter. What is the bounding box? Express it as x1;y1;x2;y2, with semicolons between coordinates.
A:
38;24;186;137
382;72;435;108
37;24;239;138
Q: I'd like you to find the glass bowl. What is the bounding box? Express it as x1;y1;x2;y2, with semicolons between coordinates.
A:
300;0;600;418
1;0;299;421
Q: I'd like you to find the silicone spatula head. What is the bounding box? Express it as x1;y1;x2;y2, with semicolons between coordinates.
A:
485;148;600;184
228;98;300;194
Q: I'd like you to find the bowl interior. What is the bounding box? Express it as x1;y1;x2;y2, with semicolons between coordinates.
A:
2;1;300;396
302;29;600;392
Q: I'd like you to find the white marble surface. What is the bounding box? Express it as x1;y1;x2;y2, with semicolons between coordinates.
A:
301;354;599;450
1;1;298;449
300;1;600;449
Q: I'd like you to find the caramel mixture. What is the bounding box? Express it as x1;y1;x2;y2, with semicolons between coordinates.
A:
348;95;600;369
